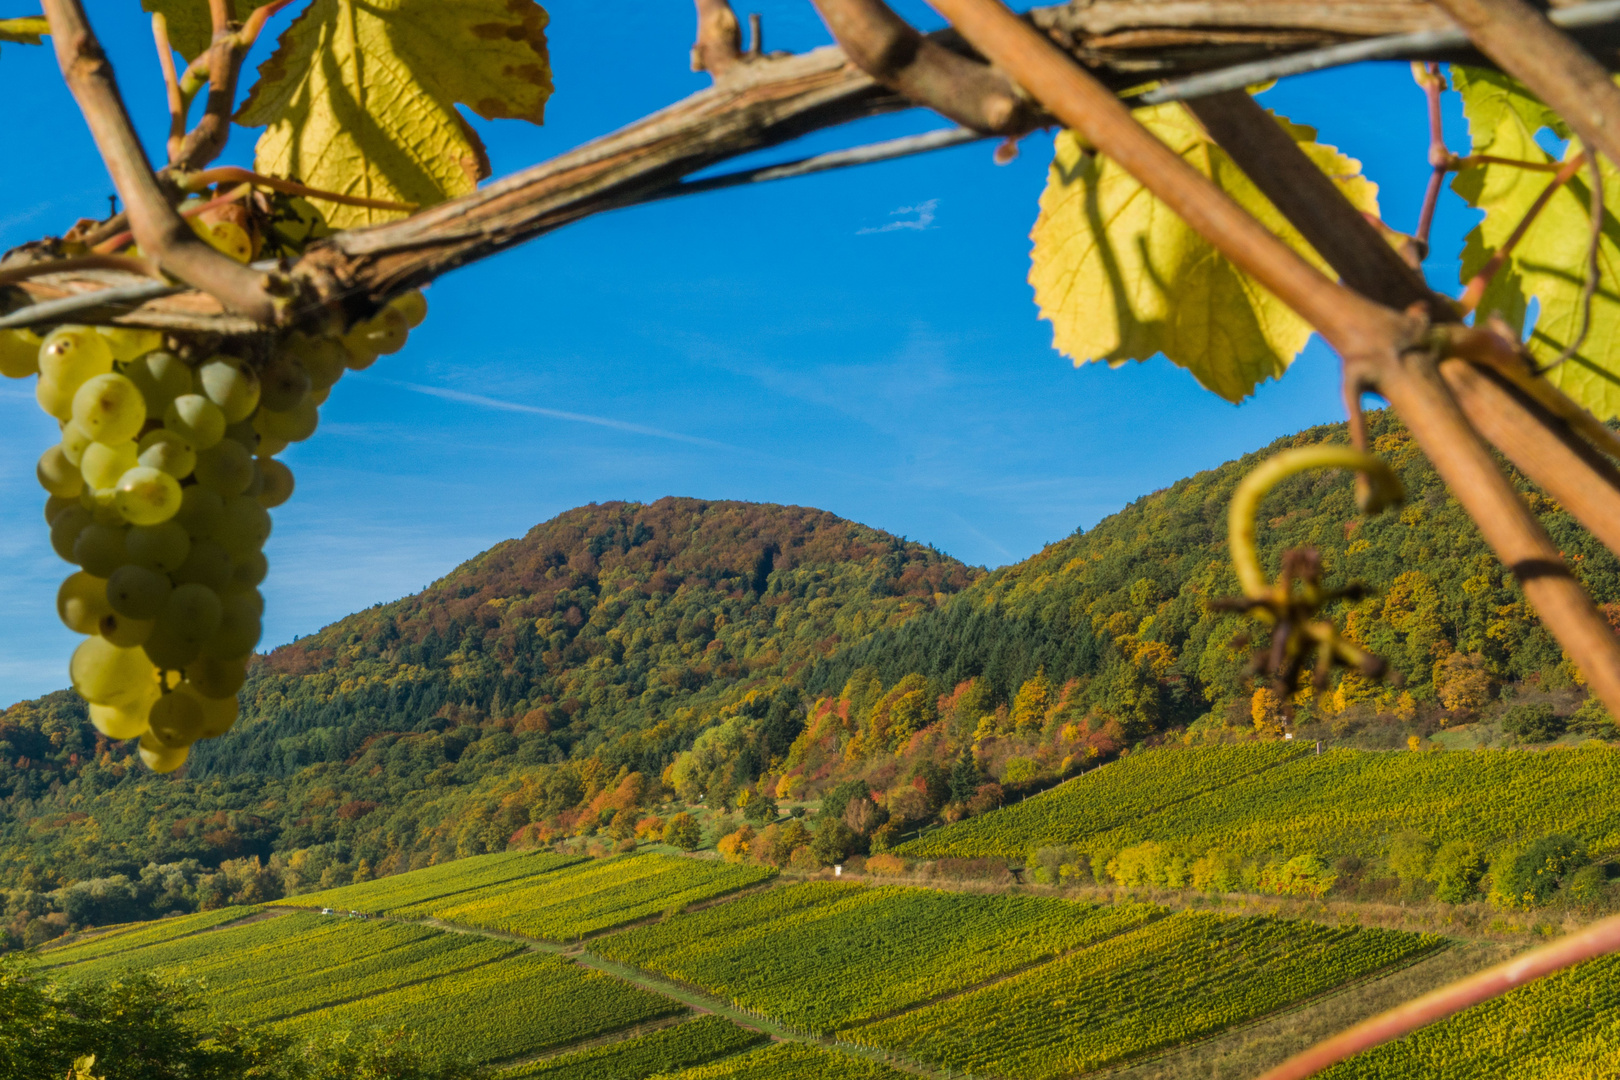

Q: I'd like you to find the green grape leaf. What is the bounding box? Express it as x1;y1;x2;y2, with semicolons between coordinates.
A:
236;0;551;229
0;15;47;45
1453;66;1620;418
141;1;273;63
1029;103;1379;403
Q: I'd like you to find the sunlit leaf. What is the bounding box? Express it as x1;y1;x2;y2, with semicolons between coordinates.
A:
1453;66;1620;418
0;15;47;46
235;0;551;229
1029;103;1379;403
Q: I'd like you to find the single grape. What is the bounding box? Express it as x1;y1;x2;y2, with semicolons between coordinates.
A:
125;351;194;417
230;552;268;591
224;418;260;454
188;683;240;737
389;289;428;329
147;690;205;747
310;385;331;406
171;539;232;591
96;326;164;363
50;504;92;562
161;582;222;644
185;655;248;699
193;438;254;496
256;396;318;442
173;486;225;541
44;493;77;525
72;372;147;444
217;495;272;559
164;394;225;449
340;307;408;365
137;732;188;773
89;697;154;740
256;458;294;508
36;375;77;422
258;353;311;412
80;440;139;490
142;623;200;671
136;428;197;479
197;357;260;423
86;486;126;526
59;421;94;467
0;327;41;378
38;325;114;386
73;523;128;577
201;590;262;659
99;611;155;648
70;635;156;707
57;572;112;634
126;520;191;573
106;563;172;619
37;444;85;498
283;334;347;391
114;465;182;525
258;432;290;458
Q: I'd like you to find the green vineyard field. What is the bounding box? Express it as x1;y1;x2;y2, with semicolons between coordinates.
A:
897;744;1305;859
596;881;1163;1033
283;850;586;913
648;1041;917;1080
39;905;262;966
398;852;774;941
849;910;1442;1078
502;1015;767;1079
277;950;686;1064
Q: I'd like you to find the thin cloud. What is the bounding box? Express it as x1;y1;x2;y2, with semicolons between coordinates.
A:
859;199;939;235
368;376;740;451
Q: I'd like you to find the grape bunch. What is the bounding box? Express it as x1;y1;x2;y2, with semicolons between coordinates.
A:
0;291;425;772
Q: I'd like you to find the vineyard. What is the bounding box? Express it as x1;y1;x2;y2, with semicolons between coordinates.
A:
502;1015;767;1080
283;850;586;913
1319;953;1620;1078
397;852;774;941
595;881;1164;1033
848;911;1442;1077
646;1041;917;1080
37;904;260;965
897;744;1307;859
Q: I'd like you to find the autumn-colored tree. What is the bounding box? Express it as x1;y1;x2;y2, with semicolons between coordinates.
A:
1010;668;1051;733
661;813;701;852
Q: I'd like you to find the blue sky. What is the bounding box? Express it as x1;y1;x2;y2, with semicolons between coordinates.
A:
0;2;1479;704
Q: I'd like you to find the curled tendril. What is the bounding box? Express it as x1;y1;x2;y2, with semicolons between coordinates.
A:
1213;445;1406;698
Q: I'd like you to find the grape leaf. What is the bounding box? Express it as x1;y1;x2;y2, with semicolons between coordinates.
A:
236;0;551;229
1452;66;1620;419
141;1;273;63
0;15;47;45
1028;103;1379;403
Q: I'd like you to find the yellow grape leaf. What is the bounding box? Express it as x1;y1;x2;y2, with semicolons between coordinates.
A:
1029;103;1379;403
1453;66;1620;419
141;1;272;62
236;0;551;229
0;15;47;45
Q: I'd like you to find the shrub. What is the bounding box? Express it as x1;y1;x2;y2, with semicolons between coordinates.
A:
716;826;755;863
1489;835;1588;909
1190;850;1245;894
1107;842;1189;889
966;782;1004;817
1565;864;1609;906
1570;697;1619;739
1259;855;1339;899
1001;757;1039;786
809;819;859;866
662;813;701;852
865;854;909;876
868;822;903;853
1385;831;1433;892
1028;846;1079;886
1428;840;1485;904
1501;703;1565;743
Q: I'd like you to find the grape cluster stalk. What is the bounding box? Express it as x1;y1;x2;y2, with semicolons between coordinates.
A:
0;290;426;772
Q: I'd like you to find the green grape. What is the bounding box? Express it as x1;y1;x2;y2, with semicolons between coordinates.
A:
50;504;92;562
257;458;294;508
99;611;155;648
126;520;190;573
80;440;138;490
173;485;224;541
340;307;408;366
186;655;248;699
0;327;41;378
230;551;268;591
37;444;84;498
201;590;262;659
44;493;77;525
89;697;153;740
193;438;253;496
57;571;112;634
106;563;172;619
164;394;225;449
259;353;310;411
95;326;163;363
147;690;205;747
257;432;290;458
389;289;428;329
38;325;114;386
71;372;147;444
70;635;155;707
197;357;260;423
172;539;231;591
217;495;272;559
189;683;240;736
283;334;346;391
137;733;188;773
114;465;182;525
125;351;194;416
256;396;318;442
160;581;222;645
35;376;76;422
60;421;93;466
73;523;128;577
137;428;196;479
142;624;199;671
224;418;260;454
86;487;126;526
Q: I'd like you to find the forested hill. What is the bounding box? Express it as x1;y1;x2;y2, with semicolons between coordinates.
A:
1;413;1617;937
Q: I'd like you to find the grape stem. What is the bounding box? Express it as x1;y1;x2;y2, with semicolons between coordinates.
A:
151;14;186;167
